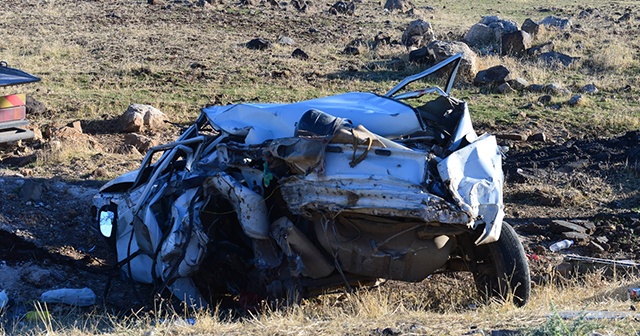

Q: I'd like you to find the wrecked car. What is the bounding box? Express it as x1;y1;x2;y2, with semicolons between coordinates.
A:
92;53;531;308
0;62;40;144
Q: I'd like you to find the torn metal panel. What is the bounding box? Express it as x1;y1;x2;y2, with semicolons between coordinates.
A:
280;177;472;225
203;172;270;239
437;134;504;245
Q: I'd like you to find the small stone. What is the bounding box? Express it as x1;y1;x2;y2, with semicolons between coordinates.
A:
528;132;546;142
329;1;355;15
543;83;567;96
568;94;584;106
550;220;587;234
291;48;309;60
579;84;598;94
342;46;359;55
537;95;552;104
507;78;528;90
526;84;544;93
474;65;511;86
382;327;401;335
496;82;515;94
277;36;295;45
562;231;590;242
246;38;271;50
70;121;83;133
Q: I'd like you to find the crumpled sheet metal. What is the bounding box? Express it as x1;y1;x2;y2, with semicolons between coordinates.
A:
437;134;504;245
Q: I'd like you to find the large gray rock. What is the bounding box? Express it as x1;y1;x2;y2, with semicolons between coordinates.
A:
501;30;531;57
464;23;500;54
427;40;477;81
401;20;435;48
539;16;572;30
119;104;168;132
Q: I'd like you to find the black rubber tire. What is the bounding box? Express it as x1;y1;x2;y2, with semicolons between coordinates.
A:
473;222;531;306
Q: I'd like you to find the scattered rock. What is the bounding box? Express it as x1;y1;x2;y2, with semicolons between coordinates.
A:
70;121;83;133
53;126;83;140
526;84;545;93
277;36;295;45
246;38;271;50
562;231;590;242
426;40;477;80
521;18;545;39
539;16;572;30
119;104;168;132
383;0;412;12
342;46;359;55
538;51;578;67
408;47;434;64
329;1;355;15
537;95;552;104
26;96;47;116
507;78;528;90
465;16;519;55
550;220;588;234
568;94;584;106
401;20;435;48
501;30;531;57
496;82;514;94
543;83;569;96
19;180;43;202
579;84;598;94
572;219;596;234
474;65;511;86
292;48;309;60
124;133;159;153
527;41;554;57
382;327;401;336
464;23;499;54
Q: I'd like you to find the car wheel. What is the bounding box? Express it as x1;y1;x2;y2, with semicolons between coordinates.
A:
473;222;531;306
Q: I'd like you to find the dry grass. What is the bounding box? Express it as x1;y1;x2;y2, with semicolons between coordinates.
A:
4;274;640;335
